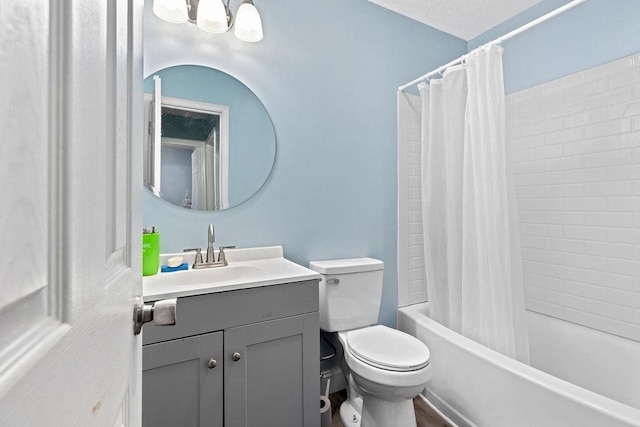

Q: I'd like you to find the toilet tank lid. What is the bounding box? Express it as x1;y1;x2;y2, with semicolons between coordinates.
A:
309;257;383;274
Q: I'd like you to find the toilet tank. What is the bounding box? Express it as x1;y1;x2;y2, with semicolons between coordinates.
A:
309;258;384;332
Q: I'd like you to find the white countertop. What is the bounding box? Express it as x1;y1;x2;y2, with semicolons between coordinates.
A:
143;246;321;301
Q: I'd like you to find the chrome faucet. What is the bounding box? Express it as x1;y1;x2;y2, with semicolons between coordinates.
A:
206;224;215;263
183;224;233;269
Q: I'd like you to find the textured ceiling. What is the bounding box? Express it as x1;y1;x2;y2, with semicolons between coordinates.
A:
367;0;543;40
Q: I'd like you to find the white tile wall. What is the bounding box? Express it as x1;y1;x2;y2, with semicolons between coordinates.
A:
508;53;640;342
397;92;427;307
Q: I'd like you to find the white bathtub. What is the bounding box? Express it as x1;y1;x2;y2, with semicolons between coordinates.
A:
398;303;640;427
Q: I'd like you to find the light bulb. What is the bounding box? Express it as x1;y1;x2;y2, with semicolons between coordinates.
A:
234;1;263;42
153;0;189;24
197;0;229;33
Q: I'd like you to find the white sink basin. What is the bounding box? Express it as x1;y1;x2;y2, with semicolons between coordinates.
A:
143;246;321;301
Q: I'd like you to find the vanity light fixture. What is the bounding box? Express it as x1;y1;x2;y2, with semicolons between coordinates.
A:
153;0;263;42
153;0;189;23
196;0;230;34
233;0;263;42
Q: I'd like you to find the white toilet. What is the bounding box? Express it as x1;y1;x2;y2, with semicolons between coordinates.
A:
309;258;432;427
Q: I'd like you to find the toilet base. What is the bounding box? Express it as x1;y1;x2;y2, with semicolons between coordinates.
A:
361;393;417;427
339;397;362;426
339;394;417;427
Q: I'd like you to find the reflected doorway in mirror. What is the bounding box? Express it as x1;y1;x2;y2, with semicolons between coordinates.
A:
144;88;229;210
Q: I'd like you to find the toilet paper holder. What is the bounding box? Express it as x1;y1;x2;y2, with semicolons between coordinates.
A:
320;378;332;427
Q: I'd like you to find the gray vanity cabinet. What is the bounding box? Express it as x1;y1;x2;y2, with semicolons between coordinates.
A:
143;332;224;427
142;280;320;427
224;313;319;427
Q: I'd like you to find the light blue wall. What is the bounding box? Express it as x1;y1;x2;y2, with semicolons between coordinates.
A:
469;0;640;94
143;0;466;326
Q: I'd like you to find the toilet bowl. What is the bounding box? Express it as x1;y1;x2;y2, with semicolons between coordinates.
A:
309;258;432;427
338;326;432;427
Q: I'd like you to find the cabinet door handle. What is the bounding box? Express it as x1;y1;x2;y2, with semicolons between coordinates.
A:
232;352;242;362
207;358;217;369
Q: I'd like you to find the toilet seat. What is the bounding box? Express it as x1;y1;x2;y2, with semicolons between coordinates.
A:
345;325;430;372
339;330;432;388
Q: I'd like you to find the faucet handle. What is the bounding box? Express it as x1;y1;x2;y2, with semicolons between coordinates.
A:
183;248;204;267
217;246;236;263
194;248;204;265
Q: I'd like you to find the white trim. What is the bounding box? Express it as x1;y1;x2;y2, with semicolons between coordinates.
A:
159;95;229;118
161;137;204;150
397;91;409;308
421;389;470;427
152;77;162;191
218;104;230;209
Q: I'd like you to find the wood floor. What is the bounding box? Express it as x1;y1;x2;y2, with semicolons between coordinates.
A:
328;390;452;427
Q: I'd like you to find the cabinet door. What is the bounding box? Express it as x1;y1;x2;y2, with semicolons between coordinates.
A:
143;332;224;427
225;313;320;427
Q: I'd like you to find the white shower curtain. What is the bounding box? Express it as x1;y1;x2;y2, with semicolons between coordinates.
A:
420;44;529;363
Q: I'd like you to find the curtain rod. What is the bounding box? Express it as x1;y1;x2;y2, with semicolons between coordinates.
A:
398;0;588;92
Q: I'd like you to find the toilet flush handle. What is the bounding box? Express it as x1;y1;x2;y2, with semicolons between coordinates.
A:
326;278;340;285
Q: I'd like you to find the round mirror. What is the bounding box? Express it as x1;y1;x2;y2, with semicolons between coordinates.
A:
143;65;276;211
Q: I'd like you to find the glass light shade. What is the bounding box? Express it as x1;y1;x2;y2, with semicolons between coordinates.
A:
234;2;263;42
197;0;229;33
153;0;189;24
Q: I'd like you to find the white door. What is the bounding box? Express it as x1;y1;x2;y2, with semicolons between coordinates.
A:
0;1;144;425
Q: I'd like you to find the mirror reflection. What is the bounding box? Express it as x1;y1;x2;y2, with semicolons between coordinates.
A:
143;65;276;211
